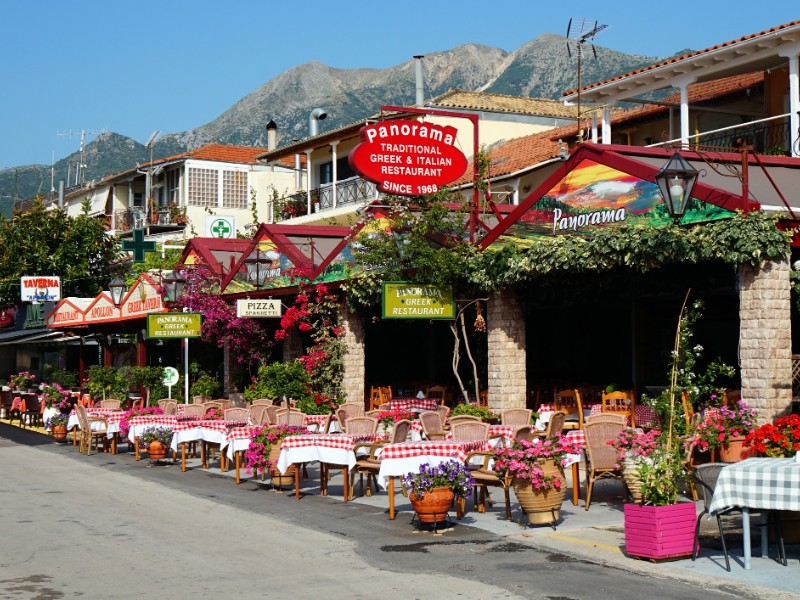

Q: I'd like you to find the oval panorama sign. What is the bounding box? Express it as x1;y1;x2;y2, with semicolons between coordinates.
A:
349;119;468;196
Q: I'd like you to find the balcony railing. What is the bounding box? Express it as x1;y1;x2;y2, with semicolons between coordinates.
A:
114;206;187;231
648;113;793;156
273;176;378;222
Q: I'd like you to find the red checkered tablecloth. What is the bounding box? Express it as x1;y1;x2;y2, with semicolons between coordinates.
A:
281;433;357;451
488;424;516;440
537;403;659;429
225;425;262;445
388;398;439;412
379;440;489;462
565;430;586;448
304;414;338;427
130;415;178;428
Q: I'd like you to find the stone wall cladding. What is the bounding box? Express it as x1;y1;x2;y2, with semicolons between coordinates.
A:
739;256;793;423
487;289;527;411
341;304;365;407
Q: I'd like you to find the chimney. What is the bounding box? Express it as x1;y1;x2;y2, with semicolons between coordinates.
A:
266;120;277;151
309;108;327;136
413;55;424;106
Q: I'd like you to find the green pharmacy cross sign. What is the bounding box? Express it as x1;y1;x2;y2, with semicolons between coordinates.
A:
210;219;232;238
122;228;157;263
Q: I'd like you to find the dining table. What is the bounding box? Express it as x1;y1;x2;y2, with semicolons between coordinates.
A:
128;415;179;460
276;433;384;502
536;403;659;430
223;425;264;483
388;398;440;413
66;407;125;452
169;418;250;471
375;439;490;519
708;457;800;569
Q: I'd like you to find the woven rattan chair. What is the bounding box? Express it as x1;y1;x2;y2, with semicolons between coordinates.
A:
157;399;171;411
554;389;584;431
192;395;211;404
344;416;377;435
248;404;269;426
447;415;481;427
181;404;205;418
163;401;177;415
583;413;627;510
500;408;532;426
275;408;306;427
339;402;365;418
511;425;534;442
426;385;446;406
75;404;108;455
349;419;412;499
465;448;513;519
250;398;275;406
98;399;121;409
264;405;278;425
223;407;249;422
691;463;786;571
449;421;490;442
532;411;567;439
202;401;224;416
419;411;447;440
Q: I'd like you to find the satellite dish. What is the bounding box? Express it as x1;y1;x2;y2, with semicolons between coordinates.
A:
145;130;161;148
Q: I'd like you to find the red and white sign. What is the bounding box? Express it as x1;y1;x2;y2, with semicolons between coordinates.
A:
120;274;164;319
83;292;118;324
46;298;92;327
349;119;468;196
20;276;61;303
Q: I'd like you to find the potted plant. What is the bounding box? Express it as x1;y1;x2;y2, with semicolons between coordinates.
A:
46;413;69;441
403;460;474;524
9;371;36;391
492;434;580;527
41;383;71;411
119;405;164;440
244;361;309;405
450;403;494;422
245;423;308;487
609;427;661;503
138;425;173;461
375;408;415;434
689;399;758;462
295;392;343;415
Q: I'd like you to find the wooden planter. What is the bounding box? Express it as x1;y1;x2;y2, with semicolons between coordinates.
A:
624;502;696;560
268;442;295;488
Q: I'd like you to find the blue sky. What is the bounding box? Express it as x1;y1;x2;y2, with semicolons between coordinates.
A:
1;1;797;168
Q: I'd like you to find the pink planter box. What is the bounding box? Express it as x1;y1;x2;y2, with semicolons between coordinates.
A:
624;502;696;560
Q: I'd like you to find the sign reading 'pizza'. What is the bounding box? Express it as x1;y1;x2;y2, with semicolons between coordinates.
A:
349;119;468;196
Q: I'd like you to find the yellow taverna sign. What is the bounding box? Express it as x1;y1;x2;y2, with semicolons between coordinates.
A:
382;282;455;320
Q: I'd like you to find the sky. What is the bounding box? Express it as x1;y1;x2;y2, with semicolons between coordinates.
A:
1;1;798;169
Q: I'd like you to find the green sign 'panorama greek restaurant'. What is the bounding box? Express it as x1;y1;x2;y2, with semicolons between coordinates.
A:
382;282;455;320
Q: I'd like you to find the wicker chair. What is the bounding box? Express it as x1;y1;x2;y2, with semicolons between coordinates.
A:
426;385;447;406
98;399;121;409
511;425;533;442
449;421;490;442
339;402;365;418
419;411;447;440
465;448;513;519
181;404;205;418
250;398;275;406
344;416;378;435
583;413;627;510
349;419;412;498
500;408;532;426
692;463;786;571
447;415;481;427
532;411;567;439
201;401;225;416
157;399;171;411
75;404;108;455
264;405;278;425
249;404;269;426
163;401;177;416
275;408;306;427
223;407;249;422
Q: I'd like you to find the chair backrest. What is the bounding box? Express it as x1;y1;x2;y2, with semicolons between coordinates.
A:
391;419;412;443
426;385;446;405
98;399;121;409
584;413;627;470
76;404;89;431
335;408;349;430
377;403;391;411
380;386;393;402
248;404;268;426
23;393;40;412
365;410;381;418
512;425;533;442
723;388;741;406
192;395;211;404
250;398;274;406
181;404;205;418
692;463;726;511
223;407;249;422
345;416;377;435
264;405;278;425
419;411;445;437
501;408;533;426
157;399;170;410
163;401;177;416
601;390;636;427
448;415;481;426
339;402;365;418
275;408;306;427
317;412;333;433
554;389;584;429
546;411;567;436
214;399;232;410
437;406;450;422
450;421;490;441
202;401;224;416
478;390;488;407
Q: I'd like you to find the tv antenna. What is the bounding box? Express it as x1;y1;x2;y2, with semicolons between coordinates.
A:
566;18;608;142
57;128;104;186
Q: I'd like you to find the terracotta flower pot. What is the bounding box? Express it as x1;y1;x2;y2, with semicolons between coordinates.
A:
51;424;68;441
512;459;567;526
148;440;168;461
409;486;455;523
718;436;747;462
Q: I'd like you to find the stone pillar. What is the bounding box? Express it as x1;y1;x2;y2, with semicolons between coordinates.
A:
282;328;303;362
341;305;365;407
738;256;793;423
487;289;526;411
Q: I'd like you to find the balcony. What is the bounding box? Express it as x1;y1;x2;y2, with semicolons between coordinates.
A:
114;205;187;233
273;176;378;222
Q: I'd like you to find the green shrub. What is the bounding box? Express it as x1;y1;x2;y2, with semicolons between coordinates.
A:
450;403;492;420
244;361;310;403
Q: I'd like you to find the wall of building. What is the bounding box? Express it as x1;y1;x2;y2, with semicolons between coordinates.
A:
341;305;365;406
739;256;793;423
487;289;526;410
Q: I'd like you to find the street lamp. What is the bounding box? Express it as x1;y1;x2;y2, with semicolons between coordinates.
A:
244;249;278;288
162;271;186;306
654;151;699;223
109;277;127;307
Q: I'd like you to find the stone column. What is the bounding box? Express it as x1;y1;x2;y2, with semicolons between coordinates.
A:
487;289;526;411
341;305;365;407
739;256;793;423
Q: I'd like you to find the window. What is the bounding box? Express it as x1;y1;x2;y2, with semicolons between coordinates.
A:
222;170;248;209
319;157;355;185
166;169;181;206
188;167;218;207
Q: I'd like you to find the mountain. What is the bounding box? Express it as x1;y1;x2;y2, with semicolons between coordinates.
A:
0;35;662;213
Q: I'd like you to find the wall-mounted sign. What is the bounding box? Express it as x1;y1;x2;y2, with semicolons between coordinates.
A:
349;119;468;196
206;215;235;238
146;313;202;339
236;299;282;318
21;276;61;303
382;282;455;319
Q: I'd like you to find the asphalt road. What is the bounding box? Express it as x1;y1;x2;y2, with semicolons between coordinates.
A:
0;424;762;600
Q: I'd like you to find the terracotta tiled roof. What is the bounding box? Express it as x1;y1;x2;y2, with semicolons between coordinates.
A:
429;89;579;119
564;20;800;96
147;143;268;167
